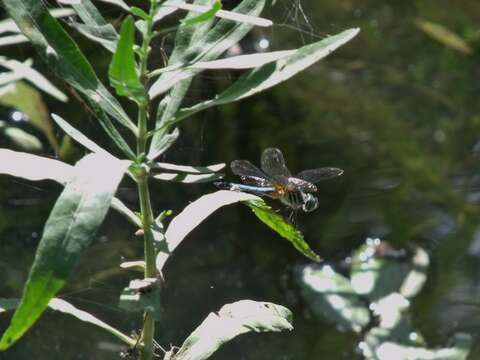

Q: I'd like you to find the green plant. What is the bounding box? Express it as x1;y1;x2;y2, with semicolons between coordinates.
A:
0;1;358;359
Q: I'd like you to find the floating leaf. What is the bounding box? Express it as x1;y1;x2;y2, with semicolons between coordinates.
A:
415;19;473;55
173;300;293;360
246;200;321;262
295;264;370;333
0;153;129;350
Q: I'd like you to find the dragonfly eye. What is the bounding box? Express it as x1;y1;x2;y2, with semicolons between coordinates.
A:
302;193;318;212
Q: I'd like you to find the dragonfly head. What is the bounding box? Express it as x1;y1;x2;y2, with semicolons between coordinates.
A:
301;193;318;212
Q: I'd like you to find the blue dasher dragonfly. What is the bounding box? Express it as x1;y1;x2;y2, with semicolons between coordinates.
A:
215;148;343;213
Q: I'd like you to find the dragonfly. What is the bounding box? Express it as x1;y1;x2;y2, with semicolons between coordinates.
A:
214;148;343;213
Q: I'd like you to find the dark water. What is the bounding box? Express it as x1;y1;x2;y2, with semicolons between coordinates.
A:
1;0;480;359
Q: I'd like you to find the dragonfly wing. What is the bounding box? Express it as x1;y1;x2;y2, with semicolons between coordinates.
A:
261;148;292;178
296;167;344;183
231;160;272;185
286;177;317;192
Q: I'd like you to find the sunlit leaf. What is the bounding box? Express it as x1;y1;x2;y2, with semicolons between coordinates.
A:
149;0;268;99
415;19;473;55
0;298;135;346
148;0;266;160
152;162;225;174
157;1;272;27
173;300;293;360
295;264;370;333
158;190;257;271
51;113;111;156
171;28;359;124
152;172;223;183
0;57;68;102
246;200;321;262
109;16;144;101
119;278;162;320
0;81;59;151
0;149;139;227
2;0;138;140
0;148;72;183
148;0;217;160
68;0;118;53
0;153;129;350
0;8;75;36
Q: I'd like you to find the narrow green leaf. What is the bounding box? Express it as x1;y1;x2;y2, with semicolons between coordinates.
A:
0;81;59;151
2;0;138;137
129;7;150;21
181;0;222;27
0;298;136;346
0;153;129;350
174;300;293;360
172;28;359;124
158;190;258;271
246;200;321;262
109;15;144;101
51;113;111;156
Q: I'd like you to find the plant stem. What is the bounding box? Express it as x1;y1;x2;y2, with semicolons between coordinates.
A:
136;1;159;359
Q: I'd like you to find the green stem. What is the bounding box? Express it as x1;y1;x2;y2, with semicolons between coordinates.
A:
136;1;159;359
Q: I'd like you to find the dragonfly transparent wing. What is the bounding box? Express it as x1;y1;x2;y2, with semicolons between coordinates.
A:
286;177;317;192
296;167;344;183
231;160;272;187
260;148;292;178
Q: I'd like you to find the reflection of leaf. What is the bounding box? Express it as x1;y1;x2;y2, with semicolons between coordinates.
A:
0;120;42;151
295;264;370;333
174;300;293;360
246;200;321;262
350;239;409;303
0;81;58;151
415;19;473;55
363;329;471;360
